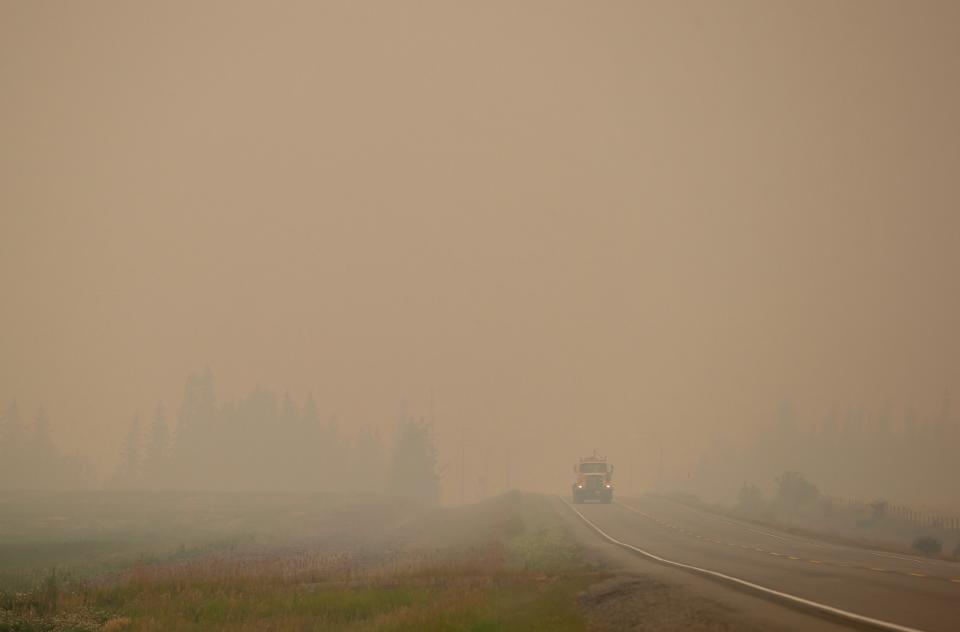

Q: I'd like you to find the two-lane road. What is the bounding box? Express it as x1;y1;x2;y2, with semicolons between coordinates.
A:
570;495;960;632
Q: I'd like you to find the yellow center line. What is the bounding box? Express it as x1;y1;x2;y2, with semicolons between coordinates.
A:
809;560;822;564
788;556;801;560
908;572;926;577
769;552;782;556
869;568;886;572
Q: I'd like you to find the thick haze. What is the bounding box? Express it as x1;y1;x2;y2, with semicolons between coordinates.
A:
2;1;959;499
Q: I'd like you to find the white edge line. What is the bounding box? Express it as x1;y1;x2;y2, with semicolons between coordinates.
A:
562;498;926;632
720;518;820;546
867;551;933;566
664;500;826;548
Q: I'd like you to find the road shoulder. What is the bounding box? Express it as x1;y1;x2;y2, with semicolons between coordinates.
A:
552;496;854;632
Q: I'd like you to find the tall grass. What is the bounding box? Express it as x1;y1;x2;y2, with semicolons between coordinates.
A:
0;493;593;631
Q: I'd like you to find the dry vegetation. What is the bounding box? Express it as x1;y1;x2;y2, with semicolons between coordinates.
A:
0;492;596;631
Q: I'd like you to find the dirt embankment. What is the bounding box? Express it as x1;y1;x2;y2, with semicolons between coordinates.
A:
578;574;760;632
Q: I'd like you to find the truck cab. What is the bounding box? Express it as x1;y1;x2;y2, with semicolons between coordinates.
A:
572;454;614;503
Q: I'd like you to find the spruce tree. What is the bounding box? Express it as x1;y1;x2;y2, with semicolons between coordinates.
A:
114;415;142;489
388;416;439;504
144;402;169;488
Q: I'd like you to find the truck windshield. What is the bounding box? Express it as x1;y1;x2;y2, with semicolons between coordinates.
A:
579;463;607;473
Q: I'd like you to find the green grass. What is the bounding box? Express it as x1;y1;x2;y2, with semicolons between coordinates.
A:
0;492;595;631
0;491;413;592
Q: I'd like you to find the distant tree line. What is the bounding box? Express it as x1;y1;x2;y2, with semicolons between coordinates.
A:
1;370;441;502
691;396;958;508
0;402;95;489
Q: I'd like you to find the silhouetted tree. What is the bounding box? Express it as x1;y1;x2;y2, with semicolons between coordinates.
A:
173;369;217;486
736;482;767;517
111;415;142;488
293;392;322;489
0;405;93;489
29;407;59;488
279;391;300;485
99;373;421;494
352;425;386;492
388;416;439;503
143;402;169;488
0;401;25;489
775;471;819;507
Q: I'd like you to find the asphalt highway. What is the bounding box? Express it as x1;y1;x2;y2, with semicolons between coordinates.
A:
570;495;960;632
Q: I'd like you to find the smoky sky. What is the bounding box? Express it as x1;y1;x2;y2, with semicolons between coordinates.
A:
2;1;959;495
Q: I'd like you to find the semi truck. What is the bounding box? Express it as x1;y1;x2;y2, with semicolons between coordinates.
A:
572;453;614;503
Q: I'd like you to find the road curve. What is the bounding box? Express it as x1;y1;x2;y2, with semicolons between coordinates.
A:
567;495;960;632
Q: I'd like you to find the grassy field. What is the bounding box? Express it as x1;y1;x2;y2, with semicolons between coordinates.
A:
0;491;597;631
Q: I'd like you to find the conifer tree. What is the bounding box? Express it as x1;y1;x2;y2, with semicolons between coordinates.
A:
144;402;169;488
114;415;142;489
0;401;24;489
388;416;439;504
30;407;58;488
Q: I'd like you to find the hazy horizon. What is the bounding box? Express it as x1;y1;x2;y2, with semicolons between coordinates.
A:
3;1;959;504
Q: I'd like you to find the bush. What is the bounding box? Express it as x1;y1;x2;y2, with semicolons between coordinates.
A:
818;496;835;518
736;483;767;517
667;491;705;507
39;568;61;614
912;536;942;556
869;500;888;520
774;471;819;507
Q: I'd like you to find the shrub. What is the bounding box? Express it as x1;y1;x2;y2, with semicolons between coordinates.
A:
736;483;766;517
912;536;942;556
668;491;705;508
39;568;61;614
818;496;835;518
774;471;819;507
869;500;888;520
